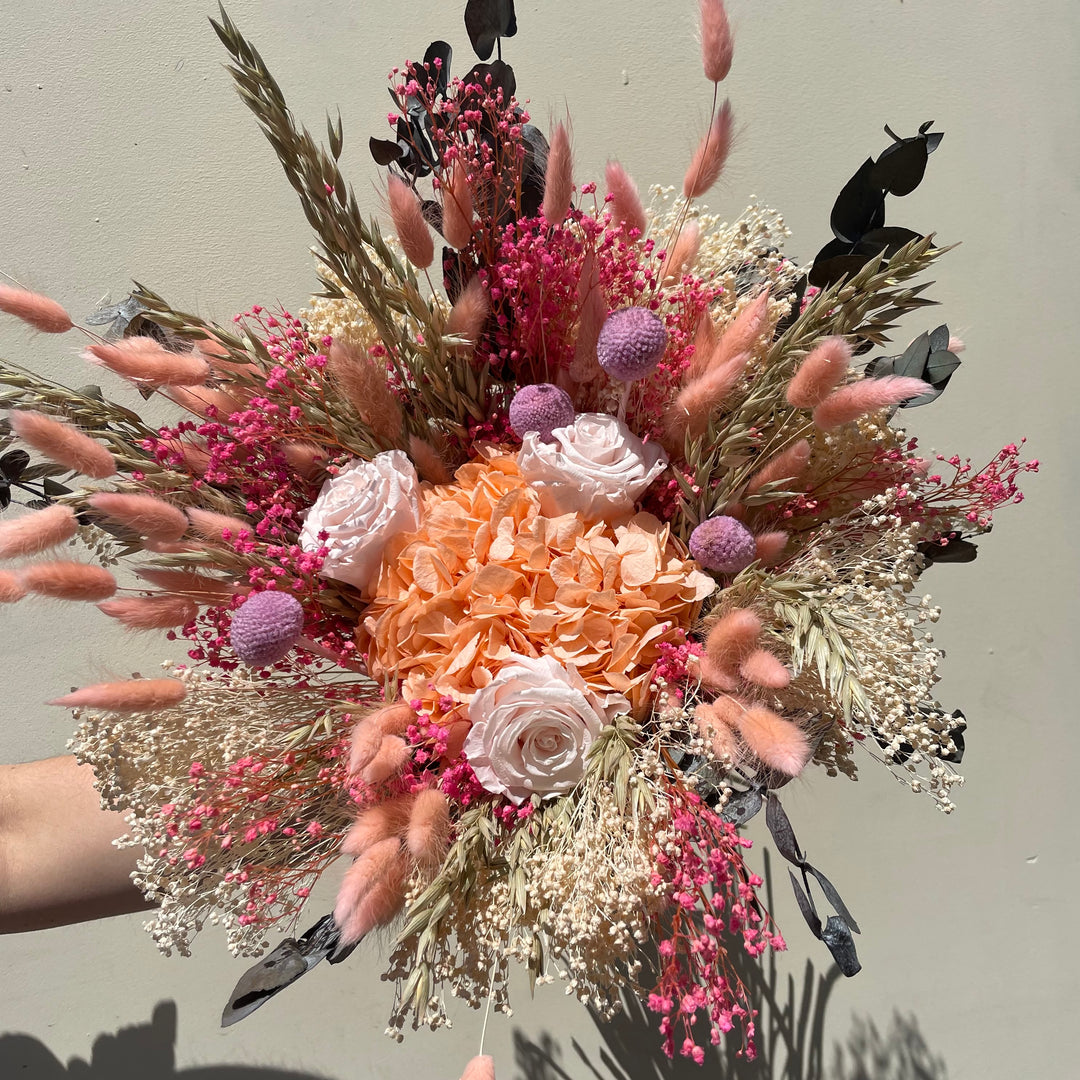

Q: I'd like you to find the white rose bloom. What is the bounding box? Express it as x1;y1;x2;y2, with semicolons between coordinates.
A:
298;450;420;595
517;412;668;521
464;654;631;805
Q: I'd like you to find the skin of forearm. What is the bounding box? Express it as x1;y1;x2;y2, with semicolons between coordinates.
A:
0;756;152;932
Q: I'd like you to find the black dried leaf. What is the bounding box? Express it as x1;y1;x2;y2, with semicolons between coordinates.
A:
928;322;950;352
84;295;149;339
464;59;516;103
423;40;453;99
0;449;30;482
443;247;473;305
807;866;860;934
766;793;805;866
773;274;808;336
918;531;978;564
0;484;10;510
25;498;50;511
865;328;961;408
874;732;914;766
872;121;944;197
941;710;966;764
821;915;862;977
43;478;73;500
464;0;517;61
789;871;822;939
369;137;404;166
421;198;444;236
830;158;885;245
721;787;764;826
519;122;550;218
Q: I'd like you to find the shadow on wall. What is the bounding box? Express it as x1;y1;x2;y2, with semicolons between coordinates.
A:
0;1001;329;1080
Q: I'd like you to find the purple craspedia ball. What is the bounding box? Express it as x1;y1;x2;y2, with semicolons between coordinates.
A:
689;515;757;574
596;306;668;382
509;382;575;442
230;590;305;667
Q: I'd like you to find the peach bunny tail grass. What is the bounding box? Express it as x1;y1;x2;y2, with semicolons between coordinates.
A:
736;704;811;776
85;339;210;386
89;492;189;543
370;700;418;736
0;570;27;603
98;595;199;630
407;787;451;864
693;701;740;761
754;531;790;566
605;160;648;236
746;438;811;495
739;648;792;689
699;0;734;83
442;158;474;250
167;385;246;419
281;441;327;482
408;435;452;484
712;287;771;371
327;341;404;445
21;561;117;602
460;1056;496;1080
542;121;574;225
9;410;116;480
185;507;252;541
341;795;415;857
683;99;733;200
49;678;187;713
786;336;852;409
333;838;406;946
348;718;384;775
813;375;932;431
704;608;761;673
686;309;721;381
666;352;748;441
661;219;702;285
0;284;74;334
387;175;435;269
135;567;236;603
0;504;78;560
362;735;412;786
446;275;489;348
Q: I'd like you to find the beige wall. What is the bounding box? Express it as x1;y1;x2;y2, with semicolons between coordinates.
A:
1;1;1076;1076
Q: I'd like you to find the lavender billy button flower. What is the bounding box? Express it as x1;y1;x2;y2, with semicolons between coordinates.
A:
230;590;305;667
509;383;575;442
596;306;668;382
689;515;757;574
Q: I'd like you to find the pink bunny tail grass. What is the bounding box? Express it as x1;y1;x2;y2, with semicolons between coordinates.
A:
21;561;117;602
88;492;189;543
699;0;734;83
754;531;790;566
704;608;761;673
605;160;648;236
341;795;414;857
786;336;852;409
683;100;733;200
333;838;406;946
686;311;720;381
9;410;116;480
0;570;27;603
446;275;489;348
135;567;236;603
281;441;327;482
572;256;607;375
361;735;411;786
167;385;246;419
442;159;474;250
85;339;210;387
746;438;811;495
693;652;738;692
408;435;451;484
97;594;198;630
347;718;383;775
813;375;932;431
661;219;702;285
736;705;810;776
542;121;574;225
407;787;451;864
157;437;210;477
185;507;251;542
712;288;771;372
460;1056;496;1080
666;351;748;441
693;701;740;761
387;175;435;269
947;335;966;353
0;504;78;560
369;700;416;736
327;342;404;446
49;677;186;713
0;285;74;334
739;648;792;689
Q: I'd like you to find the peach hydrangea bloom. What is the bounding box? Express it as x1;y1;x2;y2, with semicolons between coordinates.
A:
358;449;714;724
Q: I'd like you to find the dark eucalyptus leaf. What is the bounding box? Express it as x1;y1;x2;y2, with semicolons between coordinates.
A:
421;198;444;236
464;0;517;61
423;40;453;98
830;157;885;245
773;274;808;336
928;323;950;352
42;478;73;500
0;484;10;510
941;710;966;764
874;732;914;766
25;498;50;511
0;449;30;482
918;531;978;565
789;871;822;939
84;295;148;338
369;137;404;166
721;787;763;827
872;121;944;197
443;247;473;305
464;59;516;103
807;867;860;933
519;122;550;218
821;916;862;976
765;793;805;866
855;225;924;259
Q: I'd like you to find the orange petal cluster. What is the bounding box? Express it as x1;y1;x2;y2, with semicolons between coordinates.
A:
357;451;714;723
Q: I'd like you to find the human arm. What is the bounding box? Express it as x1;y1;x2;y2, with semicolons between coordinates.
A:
0;755;152;932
